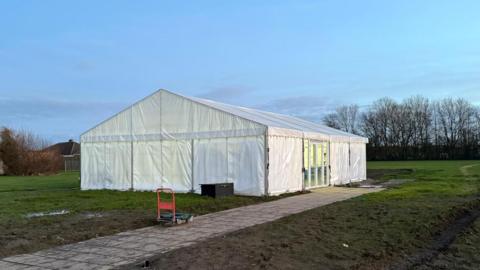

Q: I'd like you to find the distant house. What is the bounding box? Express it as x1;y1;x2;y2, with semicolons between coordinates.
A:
45;139;81;171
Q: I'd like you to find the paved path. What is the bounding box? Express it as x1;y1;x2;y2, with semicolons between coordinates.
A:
0;187;383;270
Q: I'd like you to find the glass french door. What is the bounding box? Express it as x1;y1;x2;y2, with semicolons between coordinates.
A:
303;140;329;189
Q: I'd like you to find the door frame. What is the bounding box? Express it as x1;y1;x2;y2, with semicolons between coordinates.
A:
303;139;330;190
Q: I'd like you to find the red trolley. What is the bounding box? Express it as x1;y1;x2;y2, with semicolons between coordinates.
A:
156;188;193;225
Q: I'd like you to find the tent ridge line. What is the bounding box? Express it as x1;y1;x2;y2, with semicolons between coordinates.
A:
80;89;163;138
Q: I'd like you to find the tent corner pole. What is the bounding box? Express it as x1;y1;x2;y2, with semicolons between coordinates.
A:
130;105;134;191
191;139;194;193
264;131;269;196
130;140;134;190
301;136;305;191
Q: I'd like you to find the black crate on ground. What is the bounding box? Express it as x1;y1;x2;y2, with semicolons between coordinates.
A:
200;183;234;198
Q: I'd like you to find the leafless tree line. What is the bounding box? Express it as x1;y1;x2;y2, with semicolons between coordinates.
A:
323;96;480;160
0;127;62;175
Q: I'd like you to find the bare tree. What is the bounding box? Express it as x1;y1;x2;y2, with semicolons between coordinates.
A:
433;98;475;158
323;104;360;134
355;96;479;160
367;98;398;156
404;96;431;158
474;108;480;145
323;113;341;130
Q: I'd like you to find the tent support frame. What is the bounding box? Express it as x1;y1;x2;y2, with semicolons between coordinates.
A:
301;137;305;191
190;139;195;192
130;107;134;190
264;132;269;195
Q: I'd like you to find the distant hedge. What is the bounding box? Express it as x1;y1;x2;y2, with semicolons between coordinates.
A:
0;127;62;175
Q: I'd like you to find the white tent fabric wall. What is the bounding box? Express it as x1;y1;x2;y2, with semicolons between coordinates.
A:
80;142;131;190
329;142;367;185
349;143;367;181
81;89;368;196
329;142;351;185
104;142;132;189
226;136;265;196
193;138;228;188
162;140;192;192
267;136;303;195
132;141;162;190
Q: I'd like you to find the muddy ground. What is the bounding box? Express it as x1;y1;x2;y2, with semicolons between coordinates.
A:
365;168;414;182
389;203;480;270
0;209;156;258
419;216;480;270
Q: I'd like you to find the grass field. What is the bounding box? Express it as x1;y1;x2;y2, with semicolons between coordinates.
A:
144;160;480;270
0;173;292;258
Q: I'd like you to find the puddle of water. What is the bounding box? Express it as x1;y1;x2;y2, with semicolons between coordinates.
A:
381;179;414;187
26;209;70;218
359;184;382;188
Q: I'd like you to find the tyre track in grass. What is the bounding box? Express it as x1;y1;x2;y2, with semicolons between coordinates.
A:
460;163;480;181
388;163;480;270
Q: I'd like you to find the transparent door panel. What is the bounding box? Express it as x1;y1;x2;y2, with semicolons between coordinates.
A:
311;142;320;187
304;140;330;189
319;143;324;186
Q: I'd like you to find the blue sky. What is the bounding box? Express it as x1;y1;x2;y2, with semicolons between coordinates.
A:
1;1;480;142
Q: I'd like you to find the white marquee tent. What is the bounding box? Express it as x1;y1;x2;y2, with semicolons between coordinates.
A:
81;89;368;196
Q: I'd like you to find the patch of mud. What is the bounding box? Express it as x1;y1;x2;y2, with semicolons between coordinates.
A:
338;169;416;189
347;178;414;189
422;218;480;270
367;168;414;181
4;239;31;251
1;209;157;258
380;178;414;188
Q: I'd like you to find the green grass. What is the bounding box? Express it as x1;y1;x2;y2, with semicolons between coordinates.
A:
0;172;287;220
0;172;80;192
367;160;480;198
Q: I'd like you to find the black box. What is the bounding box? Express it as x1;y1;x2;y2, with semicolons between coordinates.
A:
200;183;234;198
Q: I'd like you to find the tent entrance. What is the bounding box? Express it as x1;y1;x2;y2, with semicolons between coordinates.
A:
303;140;330;189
